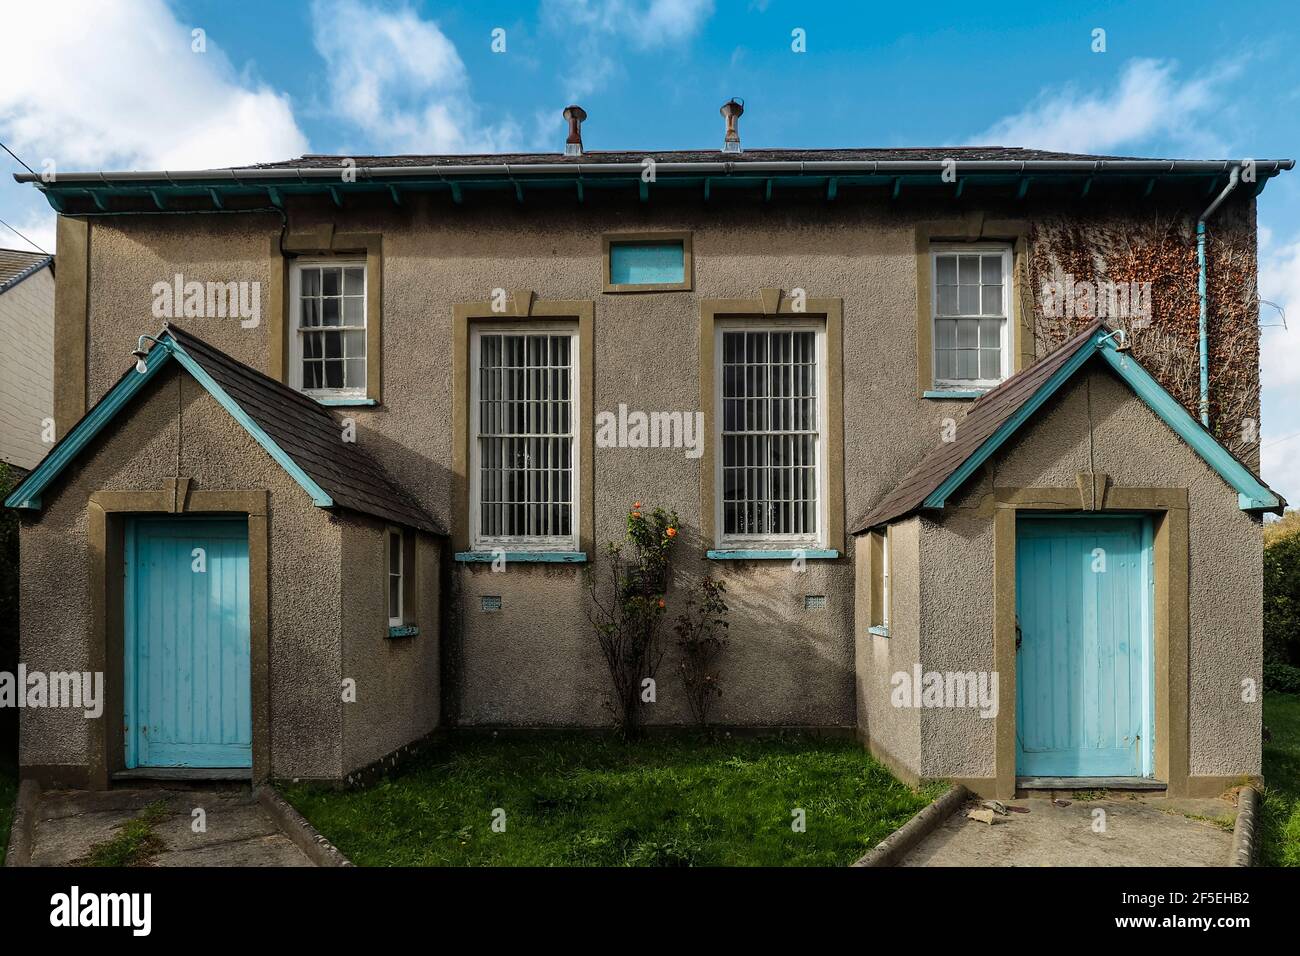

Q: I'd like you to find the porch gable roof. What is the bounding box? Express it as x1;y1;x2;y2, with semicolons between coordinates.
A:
4;323;446;535
851;321;1283;534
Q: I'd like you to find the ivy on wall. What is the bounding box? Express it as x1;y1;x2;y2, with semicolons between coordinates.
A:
1027;211;1261;465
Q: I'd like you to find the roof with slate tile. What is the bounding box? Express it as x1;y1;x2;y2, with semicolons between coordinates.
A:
0;248;53;293
244;147;1170;169
5;322;445;535
851;320;1282;532
163;324;444;534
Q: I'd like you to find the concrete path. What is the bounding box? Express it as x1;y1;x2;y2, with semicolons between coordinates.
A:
899;792;1237;867
29;785;313;867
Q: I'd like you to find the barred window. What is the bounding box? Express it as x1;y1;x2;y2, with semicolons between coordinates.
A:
473;330;576;548
291;261;367;395
932;245;1012;388
720;327;822;541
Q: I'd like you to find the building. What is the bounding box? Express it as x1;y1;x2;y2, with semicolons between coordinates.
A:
4;104;1289;797
0;248;55;474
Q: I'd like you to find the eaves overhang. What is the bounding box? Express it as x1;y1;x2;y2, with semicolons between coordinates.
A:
16;157;1295;215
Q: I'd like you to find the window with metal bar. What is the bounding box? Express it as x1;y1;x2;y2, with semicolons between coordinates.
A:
473;330;576;548
719;327;822;542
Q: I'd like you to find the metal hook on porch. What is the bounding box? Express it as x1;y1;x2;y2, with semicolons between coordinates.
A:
1097;327;1128;351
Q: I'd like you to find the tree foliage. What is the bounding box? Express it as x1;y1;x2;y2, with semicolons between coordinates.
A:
1265;510;1300;692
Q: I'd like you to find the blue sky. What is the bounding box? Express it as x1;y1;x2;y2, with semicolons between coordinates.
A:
2;0;1299;501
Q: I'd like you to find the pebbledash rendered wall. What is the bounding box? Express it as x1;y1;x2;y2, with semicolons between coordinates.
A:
57;187;1261;731
856;365;1262;796
341;515;441;772
18;363;441;784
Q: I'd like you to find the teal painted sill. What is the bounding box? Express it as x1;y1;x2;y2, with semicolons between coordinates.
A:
706;549;840;560
868;625;890;638
454;551;587;563
922;390;985;400
316;397;379;407
388;624;419;638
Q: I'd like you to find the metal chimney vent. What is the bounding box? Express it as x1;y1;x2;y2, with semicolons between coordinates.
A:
720;98;744;154
563;105;587;157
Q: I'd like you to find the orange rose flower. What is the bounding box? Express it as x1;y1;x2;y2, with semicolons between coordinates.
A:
657;599;665;608
666;527;677;538
633;501;642;509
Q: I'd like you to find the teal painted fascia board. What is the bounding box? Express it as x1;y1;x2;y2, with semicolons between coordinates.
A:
46;169;1280;217
1096;345;1281;512
164;337;334;507
1240;493;1279;510
923;332;1106;510
921;330;1282;515
454;550;587;563
922;390;985;400
4;345;174;509
706;548;840;560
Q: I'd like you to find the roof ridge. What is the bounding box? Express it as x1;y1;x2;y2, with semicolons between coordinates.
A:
162;322;329;416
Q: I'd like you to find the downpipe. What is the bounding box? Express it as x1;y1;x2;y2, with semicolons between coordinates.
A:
1197;164;1242;428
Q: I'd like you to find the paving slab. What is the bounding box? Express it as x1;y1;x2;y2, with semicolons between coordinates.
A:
27;785;313;868
899;793;1237;867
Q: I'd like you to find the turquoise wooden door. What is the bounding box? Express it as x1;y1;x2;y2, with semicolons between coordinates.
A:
125;518;252;769
1015;516;1153;778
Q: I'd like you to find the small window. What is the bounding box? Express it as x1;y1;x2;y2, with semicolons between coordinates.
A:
717;323;826;546
387;528;404;626
290;259;367;397
870;529;890;633
931;244;1013;391
604;234;691;292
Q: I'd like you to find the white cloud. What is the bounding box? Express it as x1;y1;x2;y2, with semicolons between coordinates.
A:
0;210;57;256
638;0;715;44
542;0;714;100
0;0;309;173
310;0;519;154
1259;237;1300;504
970;58;1233;155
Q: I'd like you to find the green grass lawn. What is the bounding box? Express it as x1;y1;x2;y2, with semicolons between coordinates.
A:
0;757;16;866
1262;693;1300;866
282;733;942;867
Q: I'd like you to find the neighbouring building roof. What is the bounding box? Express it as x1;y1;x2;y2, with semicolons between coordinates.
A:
852;321;1284;533
0;248;53;294
5;323;446;535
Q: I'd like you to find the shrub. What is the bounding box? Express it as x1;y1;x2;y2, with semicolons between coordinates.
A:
674;577;729;726
0;463;18;761
586;503;679;740
1265;510;1300;673
1265;660;1300;696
